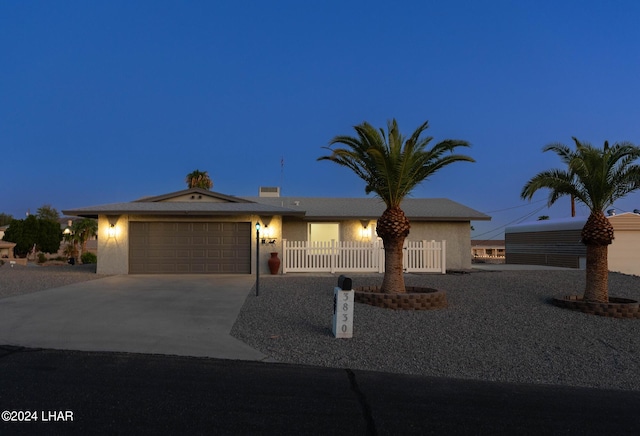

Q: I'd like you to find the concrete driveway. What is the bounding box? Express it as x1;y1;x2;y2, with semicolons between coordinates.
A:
0;275;268;361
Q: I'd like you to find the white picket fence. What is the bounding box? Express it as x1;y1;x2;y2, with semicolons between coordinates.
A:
281;239;446;274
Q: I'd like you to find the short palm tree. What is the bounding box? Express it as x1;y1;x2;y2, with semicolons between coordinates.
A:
72;218;98;259
185;170;213;190
521;138;640;302
319;119;474;293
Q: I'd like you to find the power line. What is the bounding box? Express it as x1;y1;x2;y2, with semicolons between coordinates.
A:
472;203;548;240
483;198;546;214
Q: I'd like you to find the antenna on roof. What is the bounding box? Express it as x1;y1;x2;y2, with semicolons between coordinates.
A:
280;156;284;196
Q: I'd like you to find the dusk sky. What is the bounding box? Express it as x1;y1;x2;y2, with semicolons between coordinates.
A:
2;1;639;240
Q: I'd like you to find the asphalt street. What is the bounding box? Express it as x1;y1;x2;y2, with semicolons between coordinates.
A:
1;346;640;435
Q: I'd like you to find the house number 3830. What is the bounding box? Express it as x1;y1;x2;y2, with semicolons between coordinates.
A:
333;288;354;338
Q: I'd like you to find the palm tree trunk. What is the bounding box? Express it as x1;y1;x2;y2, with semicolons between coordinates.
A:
584;244;609;303
379;236;406;293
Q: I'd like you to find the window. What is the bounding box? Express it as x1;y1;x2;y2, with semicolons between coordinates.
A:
309;223;339;243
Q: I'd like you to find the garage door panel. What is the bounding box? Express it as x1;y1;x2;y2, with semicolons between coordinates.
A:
148;249;177;258
129;221;250;274
192;236;206;245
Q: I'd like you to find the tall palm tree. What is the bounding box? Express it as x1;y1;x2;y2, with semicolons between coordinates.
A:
521;138;640;303
185;170;213;190
319;119;474;293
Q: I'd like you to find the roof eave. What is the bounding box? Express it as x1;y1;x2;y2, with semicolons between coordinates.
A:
61;209;306;218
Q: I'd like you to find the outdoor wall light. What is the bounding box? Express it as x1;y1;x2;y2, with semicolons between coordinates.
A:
360;220;371;239
260;224;277;244
107;216;120;239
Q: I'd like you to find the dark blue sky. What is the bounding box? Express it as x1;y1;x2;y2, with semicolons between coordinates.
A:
2;1;639;239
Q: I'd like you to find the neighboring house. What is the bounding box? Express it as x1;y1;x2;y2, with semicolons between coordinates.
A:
62;187;491;275
54;218;98;260
471;240;505;261
0;225;16;259
0;224;20;264
505;212;640;275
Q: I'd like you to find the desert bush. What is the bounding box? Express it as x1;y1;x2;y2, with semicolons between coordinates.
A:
37;253;47;263
81;252;97;264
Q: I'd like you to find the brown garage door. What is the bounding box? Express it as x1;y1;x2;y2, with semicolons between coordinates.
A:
129;222;251;274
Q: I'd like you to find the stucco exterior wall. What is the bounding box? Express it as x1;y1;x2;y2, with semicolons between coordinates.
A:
408;221;471;270
281;219;307;241
97;214;471;274
97;214;130;275
609;230;640;276
97;214;283;275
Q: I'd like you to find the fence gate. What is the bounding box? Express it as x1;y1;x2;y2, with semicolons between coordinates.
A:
403;240;446;273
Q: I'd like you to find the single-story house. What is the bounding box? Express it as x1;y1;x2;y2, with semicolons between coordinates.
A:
505;212;640;276
62;187;491;275
471;240;505;260
0;225;15;259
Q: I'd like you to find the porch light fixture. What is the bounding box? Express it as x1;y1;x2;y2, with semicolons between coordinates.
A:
261;225;277;244
360;220;371;239
107;216;120;239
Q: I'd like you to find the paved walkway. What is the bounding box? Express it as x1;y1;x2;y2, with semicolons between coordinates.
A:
0;275;268;361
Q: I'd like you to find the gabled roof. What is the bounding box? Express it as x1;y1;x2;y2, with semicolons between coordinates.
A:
134;188;252;203
242;196;491;222
62;188;490;222
62;188;305;218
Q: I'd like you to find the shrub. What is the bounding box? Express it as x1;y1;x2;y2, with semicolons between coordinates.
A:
37;253;47;263
81;252;97;264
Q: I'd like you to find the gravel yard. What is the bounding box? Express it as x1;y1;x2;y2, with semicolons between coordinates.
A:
0;263;108;299
231;270;640;391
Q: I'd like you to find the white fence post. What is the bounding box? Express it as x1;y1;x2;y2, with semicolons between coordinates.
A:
330;239;336;274
282;238;288;274
441;240;446;274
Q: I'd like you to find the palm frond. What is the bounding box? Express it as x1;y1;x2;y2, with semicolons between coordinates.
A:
522;139;640;213
319;119;474;207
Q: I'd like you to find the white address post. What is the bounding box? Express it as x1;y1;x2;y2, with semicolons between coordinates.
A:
332;275;354;338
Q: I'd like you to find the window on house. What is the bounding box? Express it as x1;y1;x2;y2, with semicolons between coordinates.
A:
309;223;339;243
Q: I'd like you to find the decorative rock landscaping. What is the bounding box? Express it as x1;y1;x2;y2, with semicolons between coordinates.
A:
354;285;448;310
552;295;640;319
